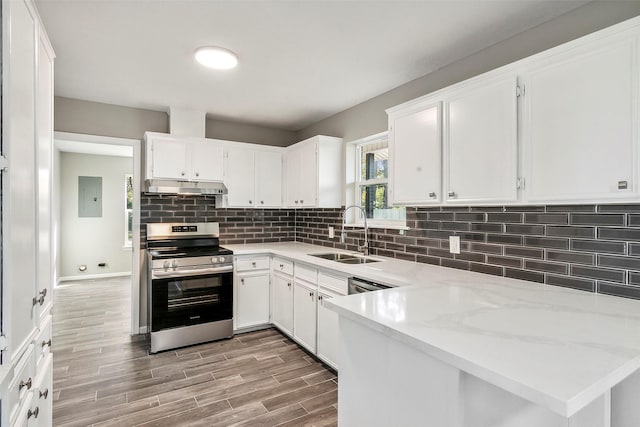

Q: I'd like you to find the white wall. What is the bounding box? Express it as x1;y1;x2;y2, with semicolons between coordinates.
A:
60;152;133;278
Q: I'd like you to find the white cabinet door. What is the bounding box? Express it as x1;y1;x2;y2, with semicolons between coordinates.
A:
524;39;637;202
298;141;317;207
285;145;302;207
5;0;39;364
317;288;342;370
235;272;270;329
255;150;282;207
191;142;224;182
151;138;189;180
445;75;518;204
272;272;293;336
293;280;317;353
32;354;53;427
225;147;255;207
36;31;54;325
389;102;442;204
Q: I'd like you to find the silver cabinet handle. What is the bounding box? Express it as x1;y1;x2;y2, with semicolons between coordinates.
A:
241;278;245;285
19;377;32;390
287;282;291;288
295;200;299;204
42;339;52;348
279;264;284;269
448;191;456;198
32;289;47;306
39;388;49;399
249;200;253;204
195;172;199;177
252;262;256;267
28;407;39;419
260;201;264;204
300;200;304;204
428;192;436;198
181;172;185;176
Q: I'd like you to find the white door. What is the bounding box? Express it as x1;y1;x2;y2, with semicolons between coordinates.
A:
445;75;518;204
317;289;341;370
225;147;255;207
191;142;224;182
5;0;39;364
151;138;189;180
524;39;637;202
298;142;317;207
236;272;270;329
255;150;282;207
390;102;442;204
293;280;317;353
272;272;293;336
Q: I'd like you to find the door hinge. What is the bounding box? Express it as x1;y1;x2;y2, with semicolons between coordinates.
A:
0;155;8;171
516;178;525;189
516;85;525;98
0;334;8;353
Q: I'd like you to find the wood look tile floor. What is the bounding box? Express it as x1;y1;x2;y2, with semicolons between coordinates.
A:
52;278;338;426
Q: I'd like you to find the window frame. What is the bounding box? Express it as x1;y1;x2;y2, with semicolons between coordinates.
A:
124;173;133;248
347;132;406;229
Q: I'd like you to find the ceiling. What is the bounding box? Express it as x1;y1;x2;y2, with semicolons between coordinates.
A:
36;0;589;131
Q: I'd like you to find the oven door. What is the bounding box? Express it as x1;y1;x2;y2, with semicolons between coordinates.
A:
150;271;233;332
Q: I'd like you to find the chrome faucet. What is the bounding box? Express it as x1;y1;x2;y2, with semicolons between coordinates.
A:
341;205;369;256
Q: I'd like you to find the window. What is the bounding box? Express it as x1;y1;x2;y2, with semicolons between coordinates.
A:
124;174;133;247
352;134;405;227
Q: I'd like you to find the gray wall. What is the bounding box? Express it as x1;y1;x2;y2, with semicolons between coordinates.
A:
60;152;133;278
54;96;297;146
295;1;640;142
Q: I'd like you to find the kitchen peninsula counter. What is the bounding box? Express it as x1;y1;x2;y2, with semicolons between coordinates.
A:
226;242;640;426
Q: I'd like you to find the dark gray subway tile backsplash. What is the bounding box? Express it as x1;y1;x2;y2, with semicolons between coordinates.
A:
140;197;640;300
295;204;640;300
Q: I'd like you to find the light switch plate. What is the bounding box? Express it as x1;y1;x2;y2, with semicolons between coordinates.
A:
328;226;335;239
449;236;461;254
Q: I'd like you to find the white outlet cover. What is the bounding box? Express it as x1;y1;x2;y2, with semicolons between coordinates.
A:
449;236;461;254
328;226;335;239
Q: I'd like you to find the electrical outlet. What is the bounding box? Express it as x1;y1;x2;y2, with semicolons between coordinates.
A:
328;226;335;239
449;236;461;254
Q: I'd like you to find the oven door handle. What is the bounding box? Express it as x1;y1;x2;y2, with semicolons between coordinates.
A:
152;265;233;279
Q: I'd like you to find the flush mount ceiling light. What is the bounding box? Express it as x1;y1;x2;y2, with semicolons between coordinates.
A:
194;46;238;70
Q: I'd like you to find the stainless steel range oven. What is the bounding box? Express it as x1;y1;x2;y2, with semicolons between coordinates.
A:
146;222;233;353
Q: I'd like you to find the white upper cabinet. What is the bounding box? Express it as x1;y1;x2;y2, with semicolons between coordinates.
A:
387;18;640;206
144;132;224;182
522;38;638;203
444;75;518;204
225;144;283;208
388;101;442;205
285;135;343;208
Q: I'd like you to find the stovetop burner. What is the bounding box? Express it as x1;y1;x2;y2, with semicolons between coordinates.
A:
145;222;233;260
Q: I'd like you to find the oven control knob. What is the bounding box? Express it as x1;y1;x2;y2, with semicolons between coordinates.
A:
218;256;226;263
171;260;178;268
163;261;170;269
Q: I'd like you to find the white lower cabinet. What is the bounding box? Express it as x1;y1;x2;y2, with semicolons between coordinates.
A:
272;271;294;336
234;256;271;330
293;279;317;353
317;288;341;370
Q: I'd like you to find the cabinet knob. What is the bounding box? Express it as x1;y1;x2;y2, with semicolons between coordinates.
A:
428;192;436;198
252;262;256;267
260;201;264;204
241;278;245;285
39;388;49;399
288;282;291;288
195;172;199;177
42;339;52;348
295;200;299;204
32;289;47;306
279;264;284;269
19;377;33;391
249;200;253;204
318;295;323;301
27;407;39;419
300;200;304;204
447;191;456;198
181;172;185;176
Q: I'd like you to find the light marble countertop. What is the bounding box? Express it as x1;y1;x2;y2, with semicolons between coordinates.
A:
225;242;640;418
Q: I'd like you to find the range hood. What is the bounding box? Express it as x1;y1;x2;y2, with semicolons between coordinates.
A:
144;179;227;195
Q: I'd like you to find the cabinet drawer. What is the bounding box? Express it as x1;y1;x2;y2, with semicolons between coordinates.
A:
8;345;35;425
235;256;270;272
272;257;293;276
318;271;348;295
295;264;317;284
34;315;52;369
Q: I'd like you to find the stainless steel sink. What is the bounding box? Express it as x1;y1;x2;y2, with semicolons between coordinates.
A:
309;252;380;264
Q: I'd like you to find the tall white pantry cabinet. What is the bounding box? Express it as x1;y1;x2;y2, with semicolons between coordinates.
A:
0;1;55;426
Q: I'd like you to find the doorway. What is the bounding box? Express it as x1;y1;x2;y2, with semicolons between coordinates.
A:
53;132;142;334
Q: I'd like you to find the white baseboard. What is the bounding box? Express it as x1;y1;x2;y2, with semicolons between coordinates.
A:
57;271;132;284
